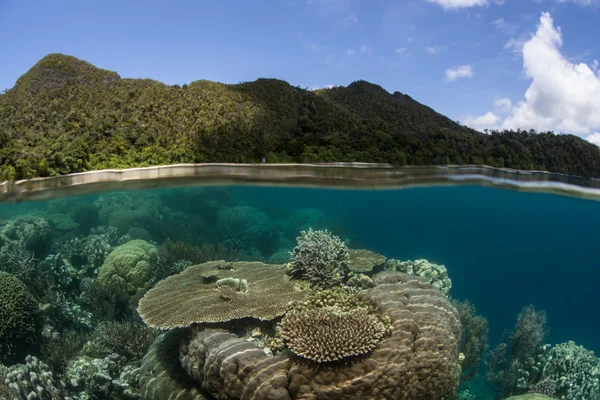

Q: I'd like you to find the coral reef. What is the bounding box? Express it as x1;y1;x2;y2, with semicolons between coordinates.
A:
517;341;600;400
487;305;548;398
384;258;452;296
139;331;207;400
216;206;274;253
0;364;13;400
0;216;52;257
453;299;489;382
138;261;308;328
176;271;462;399
347;248;386;272
87;322;157;363
505;395;554;400
289;228;350;288
4;355;69;399
66;353;140;399
97;239;157;294
0;272;40;363
279;307;388;362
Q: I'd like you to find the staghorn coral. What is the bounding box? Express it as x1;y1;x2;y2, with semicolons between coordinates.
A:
0;272;40;363
178;271;462;400
5;355;69;400
279;307;388;362
289;228;350;288
139;331;208;400
347;248;386;272
384;258;452;296
97;239;157;294
138;261;308;328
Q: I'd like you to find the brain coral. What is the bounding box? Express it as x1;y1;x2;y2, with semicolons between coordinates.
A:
0;272;40;362
137;261;308;328
97;239;157;294
177;271;462;400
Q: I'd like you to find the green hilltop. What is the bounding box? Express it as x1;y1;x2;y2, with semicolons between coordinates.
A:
1;53;599;180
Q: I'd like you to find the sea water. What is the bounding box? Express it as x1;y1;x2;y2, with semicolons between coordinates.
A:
0;183;598;400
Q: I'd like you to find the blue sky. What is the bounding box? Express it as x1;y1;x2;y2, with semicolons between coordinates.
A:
1;0;600;142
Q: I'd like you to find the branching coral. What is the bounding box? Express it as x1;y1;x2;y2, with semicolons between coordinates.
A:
279;307;388;362
289;228;350;288
453;299;489;382
87;322;157;363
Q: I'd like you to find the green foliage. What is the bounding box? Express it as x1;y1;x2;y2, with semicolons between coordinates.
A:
1;54;600;179
0;272;41;362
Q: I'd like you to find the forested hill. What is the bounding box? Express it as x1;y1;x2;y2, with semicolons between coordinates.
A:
1;53;599;180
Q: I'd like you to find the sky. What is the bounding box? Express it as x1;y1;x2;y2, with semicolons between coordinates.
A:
1;0;600;144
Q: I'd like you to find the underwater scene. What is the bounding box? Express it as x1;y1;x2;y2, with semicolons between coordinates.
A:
0;184;599;400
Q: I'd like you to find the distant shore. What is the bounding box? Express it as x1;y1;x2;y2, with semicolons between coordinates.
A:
2;163;600;203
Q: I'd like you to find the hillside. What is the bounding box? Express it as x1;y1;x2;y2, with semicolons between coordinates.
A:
1;53;599;180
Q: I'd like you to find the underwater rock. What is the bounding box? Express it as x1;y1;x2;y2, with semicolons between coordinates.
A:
0;272;40;363
97;239;157;294
139;330;208;400
289;228;350;289
5;355;69;399
384;258;452;296
347;248;386;272
177;271;461;400
137;261;308;328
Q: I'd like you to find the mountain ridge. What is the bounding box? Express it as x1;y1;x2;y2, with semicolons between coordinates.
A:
0;53;599;180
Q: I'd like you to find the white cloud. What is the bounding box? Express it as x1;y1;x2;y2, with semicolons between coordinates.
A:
425;0;489;9
462;112;501;131
346;49;356;55
407;37;415;43
395;47;408;54
445;65;473;82
557;0;600;7
493;17;519;35
426;45;447;55
593;59;599;70
309;84;335;91
501;12;600;134
360;45;373;54
586;132;600;146
494;97;512;113
464;12;600;137
306;0;358;26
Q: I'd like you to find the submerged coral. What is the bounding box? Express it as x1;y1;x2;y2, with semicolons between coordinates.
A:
0;272;40;363
97;239;157;294
347;248;386;272
289;228;350;288
384;258;452;296
175;271;462;400
138;261;308;328
453;299;489;382
5;355;69;399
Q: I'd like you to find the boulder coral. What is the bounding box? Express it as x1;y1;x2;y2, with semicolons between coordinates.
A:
175;271;462;400
0;272;40;362
97;239;157;294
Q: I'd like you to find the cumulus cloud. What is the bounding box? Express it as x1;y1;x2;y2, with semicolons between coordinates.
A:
462;112;501;131
494;97;512;113
586;133;600;146
463;13;600;137
395;47;408;54
425;0;488;9
445;65;473;82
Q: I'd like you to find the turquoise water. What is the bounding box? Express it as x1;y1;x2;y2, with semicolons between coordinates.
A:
1;184;599;400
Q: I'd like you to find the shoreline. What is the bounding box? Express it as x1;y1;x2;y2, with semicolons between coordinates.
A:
2;162;600;202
